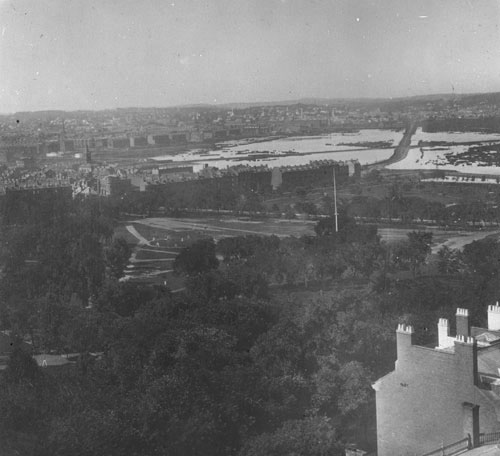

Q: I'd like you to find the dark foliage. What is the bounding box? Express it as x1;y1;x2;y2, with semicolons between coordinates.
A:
3;194;498;456
174;238;219;276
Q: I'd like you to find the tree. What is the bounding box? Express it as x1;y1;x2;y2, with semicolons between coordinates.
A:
96;279;155;317
105;237;131;278
336;361;373;416
240;416;343;456
339;241;384;278
174;238;219;276
217;235;280;263
251;318;305;378
335;361;374;444
74;232;106;301
136;323;260;456
284;205;296;220
314;216;339;237
366;169;382;183
296;201;318;216
392;231;433;277
4;344;39;384
437;246;463;275
463;238;500;278
314;211;356;237
42;409;144;456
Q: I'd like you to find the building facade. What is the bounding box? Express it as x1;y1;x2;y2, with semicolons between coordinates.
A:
373;306;500;456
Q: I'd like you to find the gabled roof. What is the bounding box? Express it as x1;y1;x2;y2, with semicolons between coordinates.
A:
478;345;500;377
372;370;394;391
472;326;500;342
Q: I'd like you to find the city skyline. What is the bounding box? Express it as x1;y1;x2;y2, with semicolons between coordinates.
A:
1;0;500;113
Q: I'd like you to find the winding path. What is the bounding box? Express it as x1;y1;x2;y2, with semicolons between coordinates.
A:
126;225;150;246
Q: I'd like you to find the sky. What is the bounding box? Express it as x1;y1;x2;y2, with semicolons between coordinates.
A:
1;0;500;112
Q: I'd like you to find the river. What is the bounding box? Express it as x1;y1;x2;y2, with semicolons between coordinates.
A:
151;129;403;171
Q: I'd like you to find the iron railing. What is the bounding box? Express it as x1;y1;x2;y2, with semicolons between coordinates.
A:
421;436;471;456
479;431;500;446
421;431;500;456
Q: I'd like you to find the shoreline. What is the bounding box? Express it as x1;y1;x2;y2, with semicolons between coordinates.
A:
364;124;500;176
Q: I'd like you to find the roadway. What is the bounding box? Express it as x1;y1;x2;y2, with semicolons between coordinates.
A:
364;119;420;172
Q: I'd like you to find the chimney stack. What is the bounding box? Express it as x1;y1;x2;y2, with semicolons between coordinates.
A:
396;324;414;364
437;318;454;348
488;303;500;331
454;335;478;386
456;308;470;338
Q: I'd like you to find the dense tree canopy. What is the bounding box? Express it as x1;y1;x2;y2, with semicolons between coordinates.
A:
392;231;433;276
2;189;500;455
174;238;219;276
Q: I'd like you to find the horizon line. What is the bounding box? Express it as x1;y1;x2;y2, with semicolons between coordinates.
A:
1;89;499;116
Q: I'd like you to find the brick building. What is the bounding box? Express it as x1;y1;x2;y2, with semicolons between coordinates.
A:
145;174;238;206
373;306;500;456
99;175;134;197
275;160;357;191
237;166;272;193
137;159;360;207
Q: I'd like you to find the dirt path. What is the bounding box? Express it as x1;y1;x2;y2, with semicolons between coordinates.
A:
378;226;500;253
431;229;500;253
126;225;150;246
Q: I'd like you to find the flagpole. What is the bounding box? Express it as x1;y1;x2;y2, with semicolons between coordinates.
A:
333;166;338;233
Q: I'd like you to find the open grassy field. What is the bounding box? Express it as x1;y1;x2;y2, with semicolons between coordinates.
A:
119;215;315;289
131;216;316;241
116;213;500;289
118;215;315;289
128;214;500;252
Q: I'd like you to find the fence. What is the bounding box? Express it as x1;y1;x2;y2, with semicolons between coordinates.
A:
421;431;500;456
479;431;500;446
421;436;471;456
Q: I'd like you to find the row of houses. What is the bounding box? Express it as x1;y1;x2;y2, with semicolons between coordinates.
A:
0;160;360;222
98;160;361;197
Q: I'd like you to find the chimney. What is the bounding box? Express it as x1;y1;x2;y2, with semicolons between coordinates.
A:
396;324;414;364
488;303;500;331
456;308;470;338
454;335;478;386
438;318;453;348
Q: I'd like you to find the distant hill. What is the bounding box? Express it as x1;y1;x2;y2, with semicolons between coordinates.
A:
4;91;500;117
216;97;388;109
114;91;500;110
